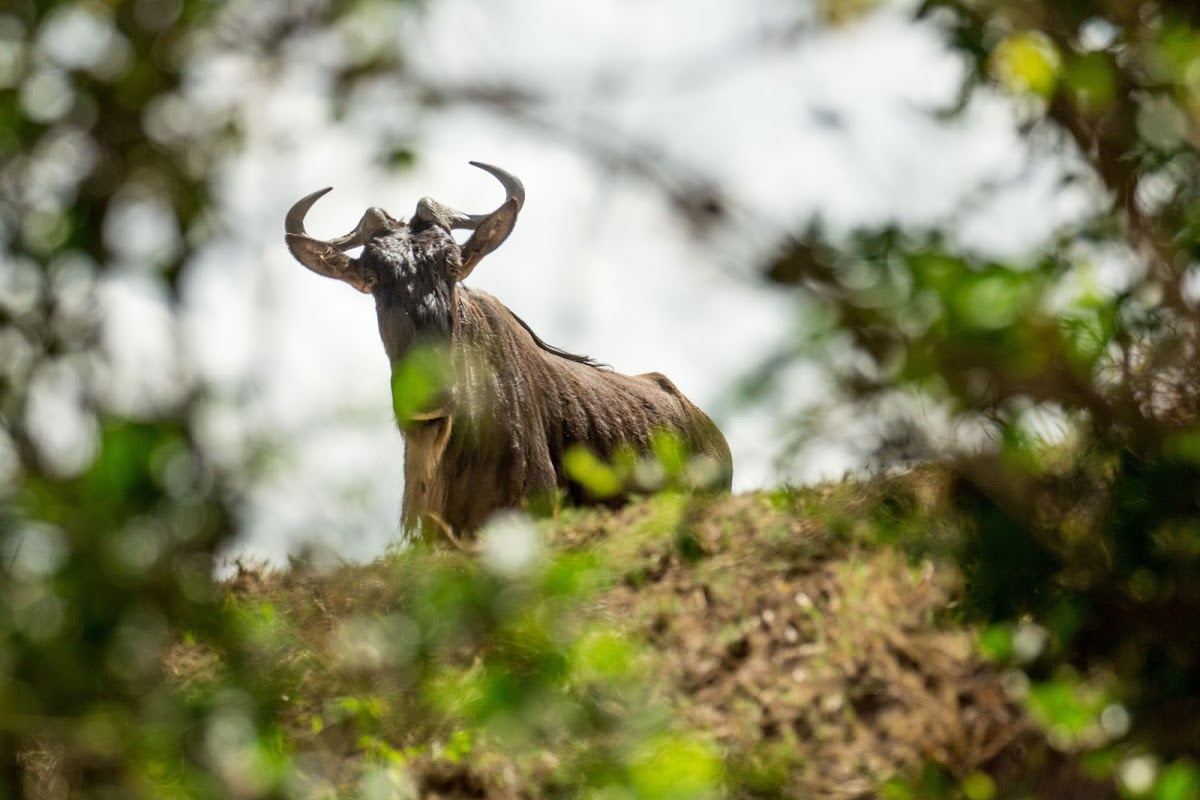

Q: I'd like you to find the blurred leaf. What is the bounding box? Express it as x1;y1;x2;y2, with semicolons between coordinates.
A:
390;345;451;426
991;31;1062;98
572;628;634;682
1066;52;1118;112
651;429;688;480
961;771;997;800
629;735;723;800
977;623;1015;663
1164;429;1200;464
1157;760;1200;800
1026;675;1108;740
564;445;622;499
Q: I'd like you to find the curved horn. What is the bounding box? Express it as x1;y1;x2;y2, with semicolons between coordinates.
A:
286;188;380;250
468;160;525;213
284;188;378;294
285;187;330;237
457;162;525;279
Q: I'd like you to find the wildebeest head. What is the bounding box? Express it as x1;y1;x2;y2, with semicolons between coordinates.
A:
284;162;524;362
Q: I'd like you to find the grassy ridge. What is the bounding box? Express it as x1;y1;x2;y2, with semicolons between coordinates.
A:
166;472;1086;798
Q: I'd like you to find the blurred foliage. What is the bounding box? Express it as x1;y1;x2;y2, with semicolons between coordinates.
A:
1;416;294;796
165;478;1031;799
0;0;417;796
563;429;727;503
389;344;451;427
11;0;1200;794
0;0;742;788
761;0;1200;795
218;511;726;799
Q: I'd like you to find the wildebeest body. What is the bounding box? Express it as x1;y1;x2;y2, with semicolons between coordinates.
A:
286;163;732;538
402;287;731;532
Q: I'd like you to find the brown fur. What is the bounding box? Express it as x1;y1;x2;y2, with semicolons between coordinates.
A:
402;288;732;537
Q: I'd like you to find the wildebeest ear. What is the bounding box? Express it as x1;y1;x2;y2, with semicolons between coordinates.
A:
454;197;520;280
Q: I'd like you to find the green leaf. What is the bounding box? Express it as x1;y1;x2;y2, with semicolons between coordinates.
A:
629;735;723;800
1157;760;1200;800
991;31;1062;97
390;346;451;426
564;445;622;498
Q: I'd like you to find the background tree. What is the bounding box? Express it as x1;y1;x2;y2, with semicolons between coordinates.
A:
760;0;1200;791
0;2;402;795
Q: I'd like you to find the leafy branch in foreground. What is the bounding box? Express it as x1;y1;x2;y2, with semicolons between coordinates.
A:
761;1;1200;792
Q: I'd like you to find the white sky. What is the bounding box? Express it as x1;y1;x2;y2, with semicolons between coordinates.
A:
94;0;1093;564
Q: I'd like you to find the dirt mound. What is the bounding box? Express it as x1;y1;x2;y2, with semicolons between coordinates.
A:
167;477;1091;798
543;493;1026;797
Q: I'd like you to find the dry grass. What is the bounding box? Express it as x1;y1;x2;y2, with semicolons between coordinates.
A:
537;490;1027;798
162;472;1082;798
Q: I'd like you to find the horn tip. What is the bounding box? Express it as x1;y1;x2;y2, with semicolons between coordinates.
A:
285;187;336;235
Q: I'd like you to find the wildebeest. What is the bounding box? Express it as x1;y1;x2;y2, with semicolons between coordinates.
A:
285;162;732;539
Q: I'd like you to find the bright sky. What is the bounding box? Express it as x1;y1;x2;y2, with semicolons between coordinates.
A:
95;0;1091;564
